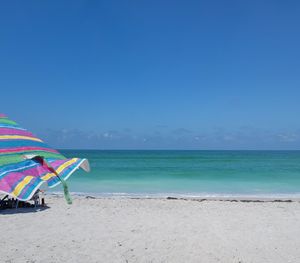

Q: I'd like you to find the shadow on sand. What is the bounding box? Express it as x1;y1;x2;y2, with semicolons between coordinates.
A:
0;205;50;215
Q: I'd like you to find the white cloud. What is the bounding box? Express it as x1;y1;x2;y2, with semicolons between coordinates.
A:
277;133;298;142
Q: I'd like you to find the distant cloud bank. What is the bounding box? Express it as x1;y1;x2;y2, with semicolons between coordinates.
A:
36;126;300;150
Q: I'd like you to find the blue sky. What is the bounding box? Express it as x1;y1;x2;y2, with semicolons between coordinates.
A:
1;1;300;149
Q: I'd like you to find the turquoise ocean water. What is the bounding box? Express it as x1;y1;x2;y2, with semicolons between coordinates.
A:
54;150;300;198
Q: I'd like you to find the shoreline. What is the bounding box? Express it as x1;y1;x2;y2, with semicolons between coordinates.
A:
46;192;300;202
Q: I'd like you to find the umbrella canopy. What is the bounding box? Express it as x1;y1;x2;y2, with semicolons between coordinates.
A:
0;114;90;202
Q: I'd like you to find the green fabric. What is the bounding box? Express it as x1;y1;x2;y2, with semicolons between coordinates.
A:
0;152;65;166
0;119;17;125
61;179;73;205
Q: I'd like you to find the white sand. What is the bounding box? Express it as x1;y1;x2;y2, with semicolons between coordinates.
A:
1;196;300;263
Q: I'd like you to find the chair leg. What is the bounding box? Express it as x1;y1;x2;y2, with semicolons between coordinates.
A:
0;195;8;209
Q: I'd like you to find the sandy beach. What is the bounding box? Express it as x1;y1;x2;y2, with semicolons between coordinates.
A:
1;196;300;263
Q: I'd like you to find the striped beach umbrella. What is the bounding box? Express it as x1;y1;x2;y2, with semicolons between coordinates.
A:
0;114;90;204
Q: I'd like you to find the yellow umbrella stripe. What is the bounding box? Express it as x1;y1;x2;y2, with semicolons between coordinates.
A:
0;135;43;142
55;158;79;174
12;175;35;197
41;172;56;181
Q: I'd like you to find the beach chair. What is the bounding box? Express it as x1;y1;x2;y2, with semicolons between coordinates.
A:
1;190;44;210
0;195;9;209
15;190;41;209
0;195;18;209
